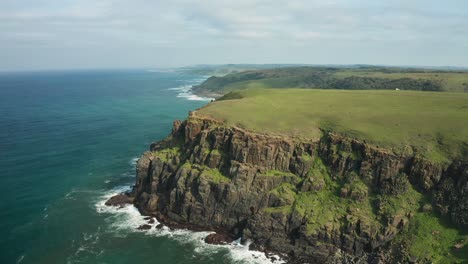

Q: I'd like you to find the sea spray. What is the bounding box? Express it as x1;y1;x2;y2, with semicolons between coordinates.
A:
168;85;214;101
95;186;285;264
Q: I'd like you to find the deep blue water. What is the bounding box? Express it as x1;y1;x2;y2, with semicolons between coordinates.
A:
0;70;277;264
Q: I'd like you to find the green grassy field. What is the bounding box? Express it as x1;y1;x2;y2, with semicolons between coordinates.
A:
222;71;468;93
198;88;468;162
193;67;468;94
333;71;468;92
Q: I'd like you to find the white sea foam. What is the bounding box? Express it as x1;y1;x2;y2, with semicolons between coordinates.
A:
167;77;214;101
168;85;190;91
129;157;139;166
68;228;104;262
95;186;285;264
177;92;214;101
119;172;133;178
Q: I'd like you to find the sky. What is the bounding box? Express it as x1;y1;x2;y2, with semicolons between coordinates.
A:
0;0;467;71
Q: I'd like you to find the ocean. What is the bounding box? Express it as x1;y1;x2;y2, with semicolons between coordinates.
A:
0;70;282;264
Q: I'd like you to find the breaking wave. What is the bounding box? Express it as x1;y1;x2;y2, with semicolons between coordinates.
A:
169;85;214;101
95;187;285;264
168;76;214;101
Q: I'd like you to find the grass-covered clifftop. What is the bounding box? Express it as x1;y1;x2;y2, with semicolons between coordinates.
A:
198;88;468;163
192;66;468;95
138;66;468;262
136;110;468;263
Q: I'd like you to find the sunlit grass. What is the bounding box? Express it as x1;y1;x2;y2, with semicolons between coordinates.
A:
199;88;468;162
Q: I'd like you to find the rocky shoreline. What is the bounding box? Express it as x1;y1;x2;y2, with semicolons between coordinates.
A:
106;193;289;262
107;112;467;263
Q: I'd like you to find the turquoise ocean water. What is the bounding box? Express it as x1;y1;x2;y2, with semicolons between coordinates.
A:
0;70;281;264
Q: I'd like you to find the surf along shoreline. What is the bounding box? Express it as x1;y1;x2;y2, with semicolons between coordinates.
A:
102;81;287;263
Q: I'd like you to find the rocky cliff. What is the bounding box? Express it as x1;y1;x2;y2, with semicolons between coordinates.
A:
128;113;467;263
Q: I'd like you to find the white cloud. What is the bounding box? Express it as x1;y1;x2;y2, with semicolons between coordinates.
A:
293;32;321;41
0;0;467;70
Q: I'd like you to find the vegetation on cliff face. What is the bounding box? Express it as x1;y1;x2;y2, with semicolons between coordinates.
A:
395;212;468;263
192;66;468;94
134;72;468;262
135;115;468;263
260;154;468;263
199;88;468;163
199;166;231;184
152;147;180;161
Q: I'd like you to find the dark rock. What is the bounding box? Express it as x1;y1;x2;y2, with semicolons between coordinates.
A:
136;224;152;230
156;223;164;229
130;115;468;263
204;233;234;245
147;218;155;224
105;194;133;207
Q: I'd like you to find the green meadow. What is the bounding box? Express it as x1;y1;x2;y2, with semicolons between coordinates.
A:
193;67;468;94
333;70;468;92
198;88;468;162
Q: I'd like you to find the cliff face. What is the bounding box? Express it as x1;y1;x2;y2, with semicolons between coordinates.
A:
132;114;467;263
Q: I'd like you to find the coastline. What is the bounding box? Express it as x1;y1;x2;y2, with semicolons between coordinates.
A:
115;110;467;263
104;74;467;263
100;74;288;263
101;185;287;264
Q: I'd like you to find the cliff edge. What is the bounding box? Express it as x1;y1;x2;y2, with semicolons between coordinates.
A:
126;113;467;263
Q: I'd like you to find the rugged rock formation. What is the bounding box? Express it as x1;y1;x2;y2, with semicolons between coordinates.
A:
105;194;133;207
128;113;467;263
204;233;234;245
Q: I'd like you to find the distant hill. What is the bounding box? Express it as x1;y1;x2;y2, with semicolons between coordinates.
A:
191;66;468;96
178;64;305;76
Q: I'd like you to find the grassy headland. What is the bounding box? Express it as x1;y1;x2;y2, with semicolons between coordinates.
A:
190;66;468;262
194;87;468;262
193;66;468;95
198;88;468;162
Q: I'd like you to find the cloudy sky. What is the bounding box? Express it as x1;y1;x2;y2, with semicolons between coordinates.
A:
1;0;467;71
